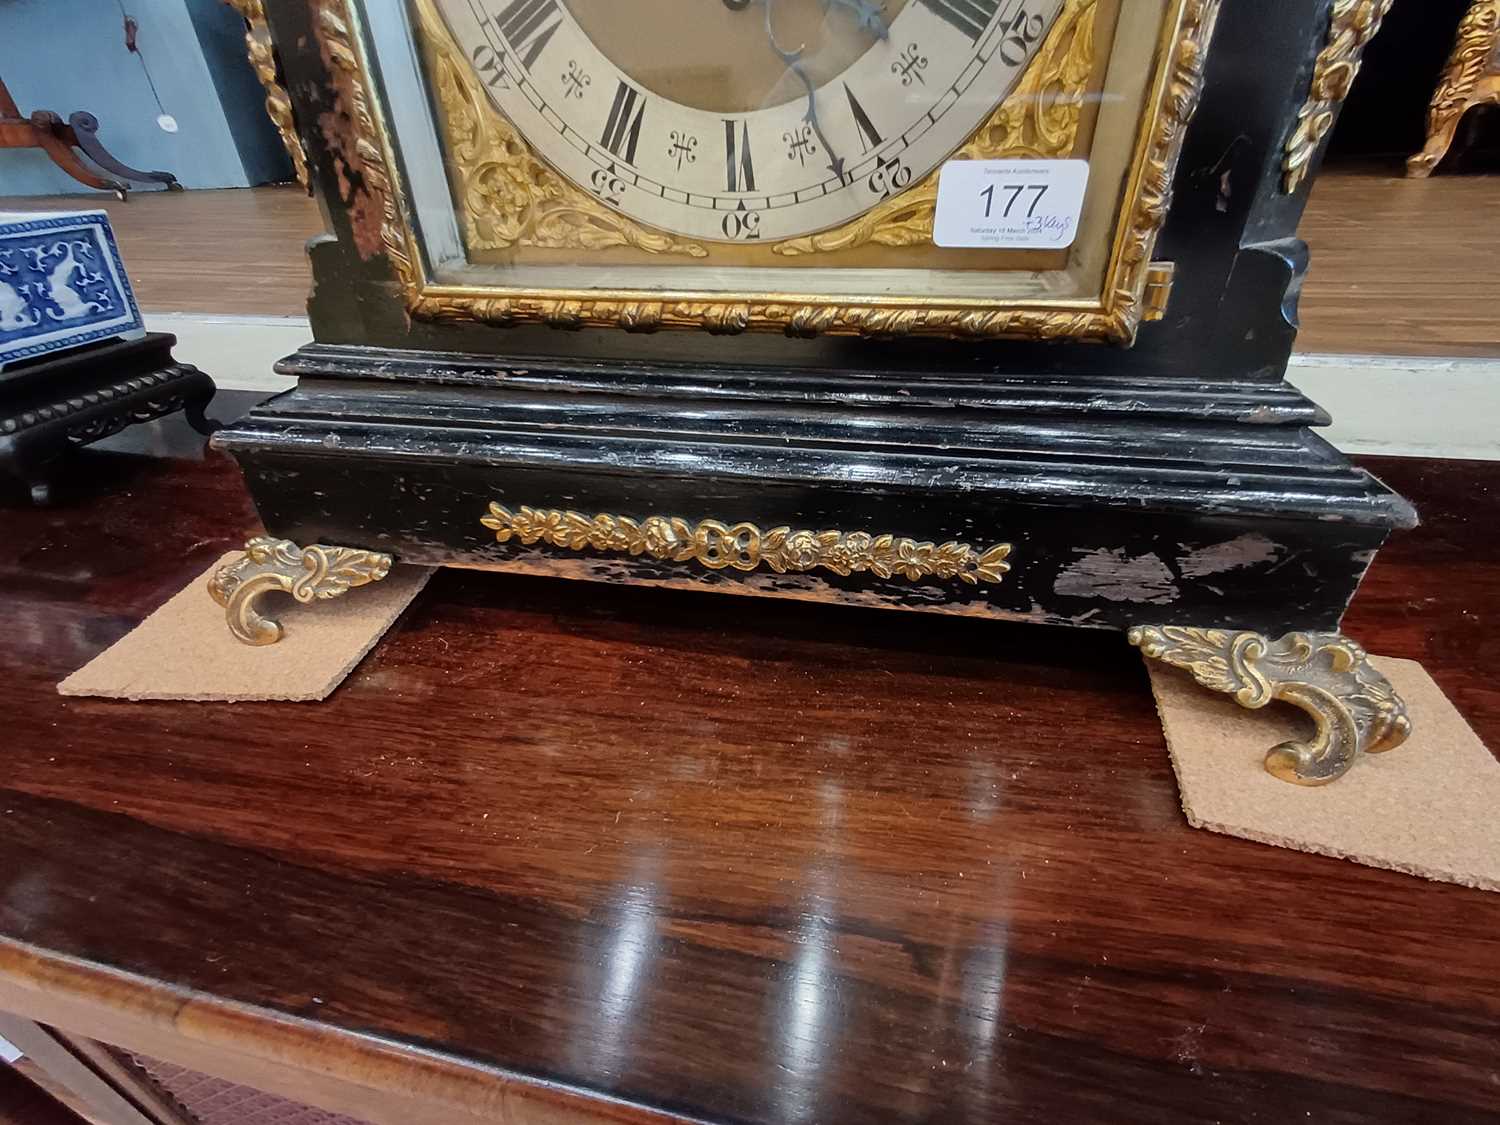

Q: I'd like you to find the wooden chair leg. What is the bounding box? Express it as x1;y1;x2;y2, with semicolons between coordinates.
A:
67;113;180;190
26;113;128;197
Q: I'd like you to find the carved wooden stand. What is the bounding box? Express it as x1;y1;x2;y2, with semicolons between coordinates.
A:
0;334;215;504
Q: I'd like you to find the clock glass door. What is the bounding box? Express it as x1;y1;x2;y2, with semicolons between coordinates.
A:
350;0;1197;337
432;0;1067;243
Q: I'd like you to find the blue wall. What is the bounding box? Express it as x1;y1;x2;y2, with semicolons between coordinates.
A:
0;0;293;195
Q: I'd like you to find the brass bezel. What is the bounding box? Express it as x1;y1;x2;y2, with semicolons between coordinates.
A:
316;0;1220;343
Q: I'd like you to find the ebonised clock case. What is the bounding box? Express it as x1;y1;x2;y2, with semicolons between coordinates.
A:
213;0;1416;640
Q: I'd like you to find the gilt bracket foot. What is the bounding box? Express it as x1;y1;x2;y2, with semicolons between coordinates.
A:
1406;0;1500;177
208;536;393;646
1128;626;1412;785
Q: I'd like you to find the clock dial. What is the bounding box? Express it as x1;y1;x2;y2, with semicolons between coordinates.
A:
432;0;1065;243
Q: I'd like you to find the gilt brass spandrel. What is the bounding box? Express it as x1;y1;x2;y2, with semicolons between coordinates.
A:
481;503;1013;586
419;0;709;260
1130;625;1413;785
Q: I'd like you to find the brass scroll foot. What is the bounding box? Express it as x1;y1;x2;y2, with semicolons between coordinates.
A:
208;536;393;646
1405;0;1500;178
1128;626;1412;786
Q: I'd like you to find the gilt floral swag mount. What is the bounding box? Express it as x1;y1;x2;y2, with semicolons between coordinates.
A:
481;503;1015;584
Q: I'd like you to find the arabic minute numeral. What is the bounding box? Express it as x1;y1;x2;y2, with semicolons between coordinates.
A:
470;44;509;90
721;202;762;240
867;155;912;200
590;164;626;206
997;4;1047;65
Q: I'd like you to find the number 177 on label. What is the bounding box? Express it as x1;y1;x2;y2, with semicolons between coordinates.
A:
933;159;1090;249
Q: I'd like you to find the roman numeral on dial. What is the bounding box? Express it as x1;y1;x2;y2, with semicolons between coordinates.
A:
843;85;883;155
469;44;507;90
918;0;1002;42
723;120;756;192
495;0;562;69
600;82;646;163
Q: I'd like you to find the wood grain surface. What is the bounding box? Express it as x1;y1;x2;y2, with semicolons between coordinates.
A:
0;187;323;319
3;163;1495;356
1;430;1498;1124
1296;166;1500;357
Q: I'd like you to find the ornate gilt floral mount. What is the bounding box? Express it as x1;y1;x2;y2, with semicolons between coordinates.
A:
209;536;393;645
1129;625;1412;785
224;0;310;190
422;0;706;259
1283;0;1395;193
482;503;1012;585
1407;0;1500;178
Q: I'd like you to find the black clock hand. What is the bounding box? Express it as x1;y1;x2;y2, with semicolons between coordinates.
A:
761;0;877;181
762;2;834;175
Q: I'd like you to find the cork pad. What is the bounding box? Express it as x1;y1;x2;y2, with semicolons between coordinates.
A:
1147;655;1500;891
59;552;433;702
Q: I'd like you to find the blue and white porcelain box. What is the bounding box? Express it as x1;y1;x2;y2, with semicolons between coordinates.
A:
0;210;145;371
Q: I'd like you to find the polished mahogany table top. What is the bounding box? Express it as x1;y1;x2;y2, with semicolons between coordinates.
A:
2;419;1499;1124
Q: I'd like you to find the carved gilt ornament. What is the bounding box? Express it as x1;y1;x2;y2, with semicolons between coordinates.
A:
1130;625;1412;785
210;536;393;646
1282;0;1395;193
224;0;310;190
1406;0;1500;178
482;503;1013;586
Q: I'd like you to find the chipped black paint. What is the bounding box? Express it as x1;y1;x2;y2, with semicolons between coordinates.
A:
217;355;1403;634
